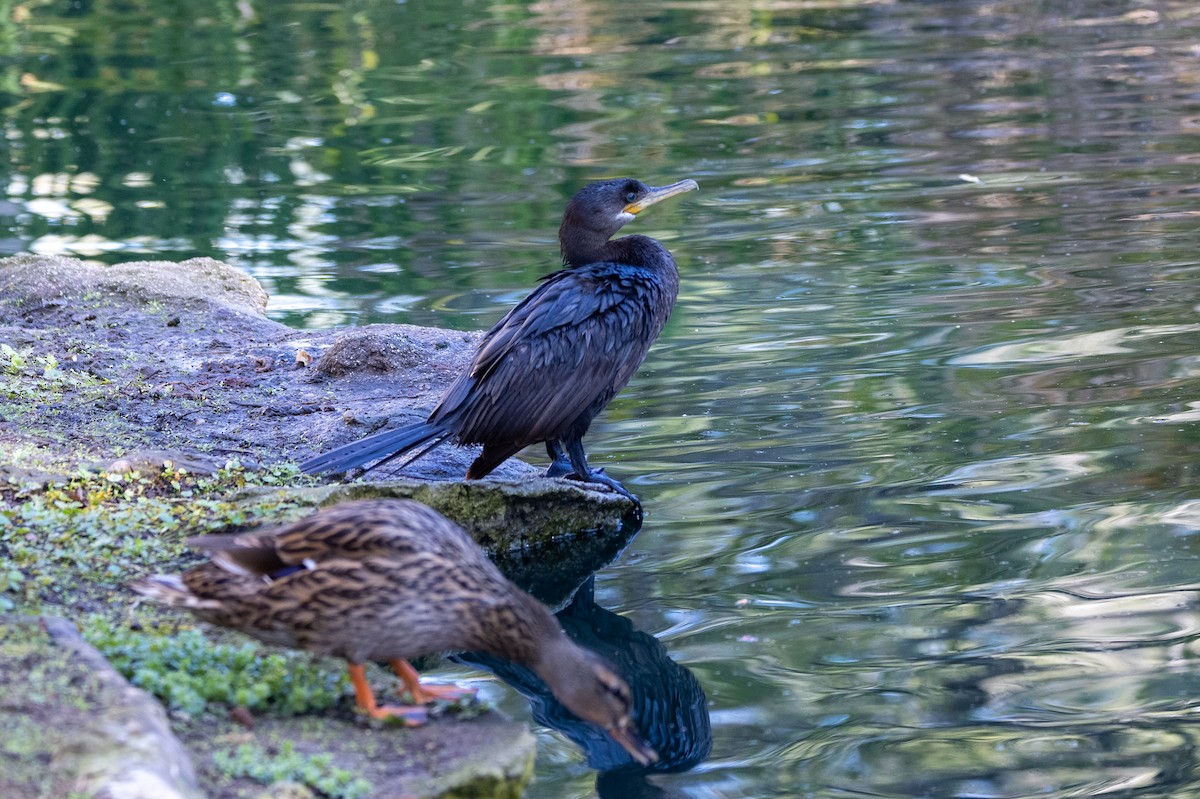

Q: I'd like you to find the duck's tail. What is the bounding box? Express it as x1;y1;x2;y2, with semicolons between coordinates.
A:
130;575;222;610
299;420;452;475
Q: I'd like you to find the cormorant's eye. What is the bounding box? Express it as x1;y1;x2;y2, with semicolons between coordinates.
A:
625;191;637;203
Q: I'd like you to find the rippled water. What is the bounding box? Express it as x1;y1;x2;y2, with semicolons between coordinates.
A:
11;0;1200;796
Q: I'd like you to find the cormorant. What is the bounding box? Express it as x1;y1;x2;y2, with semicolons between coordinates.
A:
300;177;699;502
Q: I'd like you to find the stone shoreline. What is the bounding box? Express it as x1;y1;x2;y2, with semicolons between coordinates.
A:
0;255;640;799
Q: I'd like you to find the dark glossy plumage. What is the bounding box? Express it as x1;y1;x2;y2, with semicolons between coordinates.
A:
300;178;699;502
132;499;656;764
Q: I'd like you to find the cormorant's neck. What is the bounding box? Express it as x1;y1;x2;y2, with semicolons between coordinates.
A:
560;233;674;270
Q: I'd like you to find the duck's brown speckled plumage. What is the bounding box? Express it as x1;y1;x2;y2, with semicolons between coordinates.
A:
164;501;549;664
133;499;656;764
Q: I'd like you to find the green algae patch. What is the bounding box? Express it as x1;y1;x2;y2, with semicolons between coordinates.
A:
0;343;111;406
0;461;314;615
213;741;372;799
83;618;350;717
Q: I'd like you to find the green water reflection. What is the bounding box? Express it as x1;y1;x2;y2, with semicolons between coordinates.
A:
9;0;1200;797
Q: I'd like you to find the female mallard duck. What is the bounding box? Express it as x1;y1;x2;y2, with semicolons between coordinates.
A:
132;498;656;765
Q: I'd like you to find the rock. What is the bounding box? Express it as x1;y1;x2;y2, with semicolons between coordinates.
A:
0;255;638;533
0;256;643;799
103;449;226;476
396;720;536;799
0;614;544;799
0;464;66;492
311;324;478;378
0;615;203;799
233;479;640;553
180;714;537;799
0;254;268;319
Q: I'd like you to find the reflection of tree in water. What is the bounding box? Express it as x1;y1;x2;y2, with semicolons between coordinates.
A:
4;0;585;284
456;576;710;792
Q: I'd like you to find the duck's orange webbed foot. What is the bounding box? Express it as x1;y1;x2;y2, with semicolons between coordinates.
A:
365;704;429;725
390;658;477;704
347;662;429;726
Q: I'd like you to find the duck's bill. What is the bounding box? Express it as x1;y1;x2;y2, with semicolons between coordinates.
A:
625;179;700;215
608;724;660;766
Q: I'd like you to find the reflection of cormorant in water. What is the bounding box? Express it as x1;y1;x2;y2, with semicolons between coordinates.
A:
456;576;711;789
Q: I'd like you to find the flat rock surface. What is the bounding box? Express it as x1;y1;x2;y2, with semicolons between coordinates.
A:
180;710;536;799
0;254;520;482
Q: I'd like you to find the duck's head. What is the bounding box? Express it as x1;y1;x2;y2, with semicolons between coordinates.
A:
542;642;659;766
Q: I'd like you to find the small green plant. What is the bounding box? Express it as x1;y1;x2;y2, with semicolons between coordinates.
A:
213;740;371;799
1;343;26;374
0;464;311;612
83;618;348;716
0;342;107;400
0;565;24;611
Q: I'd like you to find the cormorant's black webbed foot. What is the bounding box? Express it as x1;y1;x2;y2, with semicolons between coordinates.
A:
560;437;640;505
545;441;574;478
572;469;639;505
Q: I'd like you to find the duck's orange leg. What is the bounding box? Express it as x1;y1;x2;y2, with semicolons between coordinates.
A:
347;662;427;725
390;658;476;704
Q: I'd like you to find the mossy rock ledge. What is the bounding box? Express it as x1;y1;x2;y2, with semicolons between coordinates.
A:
0;255;642;799
0;615;538;799
0;615;204;799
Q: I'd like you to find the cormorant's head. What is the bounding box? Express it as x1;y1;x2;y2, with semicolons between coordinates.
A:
559;177;698;265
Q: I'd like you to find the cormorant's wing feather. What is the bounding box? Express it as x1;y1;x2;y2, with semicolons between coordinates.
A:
470;268;623;381
434;262;674;446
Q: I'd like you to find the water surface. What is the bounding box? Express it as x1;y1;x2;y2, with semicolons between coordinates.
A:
9;1;1200;796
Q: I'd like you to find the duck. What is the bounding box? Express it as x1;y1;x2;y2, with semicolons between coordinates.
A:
132;498;657;765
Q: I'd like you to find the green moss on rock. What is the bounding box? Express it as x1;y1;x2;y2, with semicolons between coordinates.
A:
0;615;203;799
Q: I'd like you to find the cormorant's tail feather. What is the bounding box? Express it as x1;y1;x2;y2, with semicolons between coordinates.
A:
363;430;453;475
300;421;448;475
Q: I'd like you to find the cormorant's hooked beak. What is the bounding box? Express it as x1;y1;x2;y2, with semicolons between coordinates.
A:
624;179;699;215
608;722;660;767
